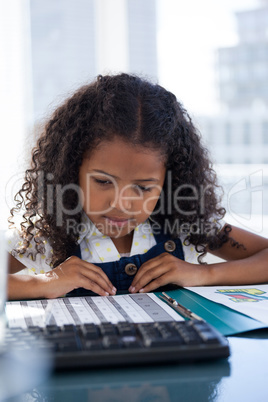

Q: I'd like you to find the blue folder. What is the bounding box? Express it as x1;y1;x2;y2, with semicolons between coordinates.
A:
156;288;267;336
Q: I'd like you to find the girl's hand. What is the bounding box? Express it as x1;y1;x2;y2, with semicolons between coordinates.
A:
40;256;116;299
128;253;207;293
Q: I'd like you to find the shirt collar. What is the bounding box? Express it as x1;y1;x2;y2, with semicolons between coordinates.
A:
77;213;156;258
77;212;102;245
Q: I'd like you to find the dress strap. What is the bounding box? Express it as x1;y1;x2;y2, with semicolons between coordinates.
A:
74;245;82;259
154;232;172;244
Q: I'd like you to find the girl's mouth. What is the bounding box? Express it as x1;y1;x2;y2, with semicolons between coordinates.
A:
103;216;133;227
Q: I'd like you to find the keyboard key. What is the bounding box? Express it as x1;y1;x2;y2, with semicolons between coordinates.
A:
84;340;103;350
46;325;60;333
61;324;76;333
144;337;185;348
81;324;100;340
99;323;118;336
198;331;219;344
117;323;137;337
102;335;123;349
57;341;79;352
121;336;142;348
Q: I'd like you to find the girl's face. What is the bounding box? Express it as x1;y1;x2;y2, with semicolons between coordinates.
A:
79;137;166;240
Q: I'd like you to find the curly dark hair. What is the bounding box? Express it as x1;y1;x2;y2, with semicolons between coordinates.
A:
9;73;231;267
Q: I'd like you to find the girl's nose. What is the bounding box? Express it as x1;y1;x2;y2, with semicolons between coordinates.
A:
109;186;133;212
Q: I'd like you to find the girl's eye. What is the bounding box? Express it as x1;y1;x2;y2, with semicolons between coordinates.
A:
94;178;152;192
94;178;112;186
135;184;152;193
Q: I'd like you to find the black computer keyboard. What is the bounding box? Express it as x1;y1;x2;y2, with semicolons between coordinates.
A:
5;320;230;369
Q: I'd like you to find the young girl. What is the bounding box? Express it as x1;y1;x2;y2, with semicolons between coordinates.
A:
7;73;268;300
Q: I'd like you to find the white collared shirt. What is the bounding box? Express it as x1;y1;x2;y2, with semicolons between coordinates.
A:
76;214;157;263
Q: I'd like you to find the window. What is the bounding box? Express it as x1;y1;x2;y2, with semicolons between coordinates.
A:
243;122;251;144
225;122;232;145
263;121;268;143
2;0;267;239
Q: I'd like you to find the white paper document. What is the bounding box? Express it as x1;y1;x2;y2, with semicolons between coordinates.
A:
5;293;183;329
186;284;268;325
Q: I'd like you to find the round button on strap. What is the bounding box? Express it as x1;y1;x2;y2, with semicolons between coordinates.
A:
164;240;176;253
124;263;138;276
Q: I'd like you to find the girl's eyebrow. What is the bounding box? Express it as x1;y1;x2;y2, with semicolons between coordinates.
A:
92;169;160;182
135;178;160;183
92;169;118;178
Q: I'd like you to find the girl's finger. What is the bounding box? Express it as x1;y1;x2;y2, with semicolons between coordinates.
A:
79;266;116;294
129;263;170;293
80;277;113;296
69;256;116;289
82;263;115;290
60;256;116;294
136;274;172;294
130;253;171;289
